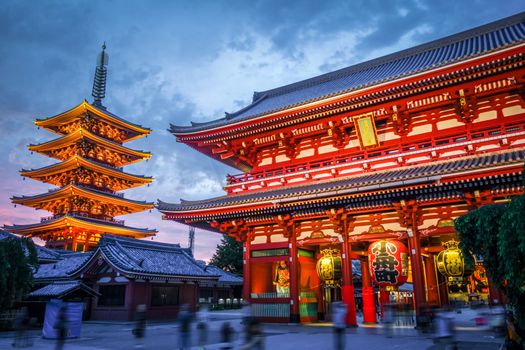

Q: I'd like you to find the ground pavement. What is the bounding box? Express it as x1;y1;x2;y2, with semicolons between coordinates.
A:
0;307;504;350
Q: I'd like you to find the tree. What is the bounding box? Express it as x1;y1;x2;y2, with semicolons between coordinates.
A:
0;236;38;312
209;234;243;275
455;193;525;330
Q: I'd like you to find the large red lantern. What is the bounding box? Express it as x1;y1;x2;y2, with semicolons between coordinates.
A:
368;240;409;286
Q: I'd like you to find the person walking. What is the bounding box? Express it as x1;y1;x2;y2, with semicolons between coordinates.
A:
176;304;192;350
132;304;147;349
12;307;31;348
196;305;209;349
332;302;347;350
54;306;68;350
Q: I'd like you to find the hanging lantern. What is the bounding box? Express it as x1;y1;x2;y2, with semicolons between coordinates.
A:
368;240;409;287
316;248;342;284
436;240;474;278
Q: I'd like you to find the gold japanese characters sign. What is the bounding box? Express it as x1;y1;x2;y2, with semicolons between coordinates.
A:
353;112;380;149
436;240;474;277
316;249;342;284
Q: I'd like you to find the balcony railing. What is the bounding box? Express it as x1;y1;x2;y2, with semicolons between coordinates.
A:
225;122;525;189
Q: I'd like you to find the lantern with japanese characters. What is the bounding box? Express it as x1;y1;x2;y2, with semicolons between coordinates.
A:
436;240;474;278
368;240;409;287
316;249;342;285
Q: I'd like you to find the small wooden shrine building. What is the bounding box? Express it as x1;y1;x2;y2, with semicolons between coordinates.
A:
29;233;242;321
158;13;525;325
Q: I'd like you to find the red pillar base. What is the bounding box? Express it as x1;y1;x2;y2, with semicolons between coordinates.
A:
342;285;357;326
379;289;390;320
362;287;377;323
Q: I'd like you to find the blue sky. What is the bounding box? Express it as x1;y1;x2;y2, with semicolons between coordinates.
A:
1;0;524;261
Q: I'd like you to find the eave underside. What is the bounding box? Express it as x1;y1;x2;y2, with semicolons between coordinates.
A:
159;149;525;223
35;101;151;142
4;215;156;239
11;184;154;214
28;127;151;165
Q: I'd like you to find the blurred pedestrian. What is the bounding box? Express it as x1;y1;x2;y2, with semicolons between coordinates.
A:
177;304;192;350
196;305;209;349
241;316;263;350
220;321;234;350
382;303;394;338
12;306;31;348
505;313;523;350
132;304;147;349
433;307;457;350
332;301;347;350
54;305;68;350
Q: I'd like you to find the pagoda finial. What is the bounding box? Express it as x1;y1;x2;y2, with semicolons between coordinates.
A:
91;42;109;108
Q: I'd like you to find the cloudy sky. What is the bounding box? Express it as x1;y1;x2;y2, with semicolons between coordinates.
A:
1;0;523;261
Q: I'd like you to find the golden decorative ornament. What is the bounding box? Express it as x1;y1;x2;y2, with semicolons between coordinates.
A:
436;240;474;277
316;248;342;283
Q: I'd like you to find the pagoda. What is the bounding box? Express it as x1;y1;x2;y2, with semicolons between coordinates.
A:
159;13;525;325
5;45;157;251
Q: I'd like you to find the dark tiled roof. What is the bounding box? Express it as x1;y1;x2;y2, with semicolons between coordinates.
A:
34;252;94;281
170;13;525;133
158;149;525;212
35;246;64;262
0;229;63;263
204;265;243;285
99;235;218;279
29;281;99;298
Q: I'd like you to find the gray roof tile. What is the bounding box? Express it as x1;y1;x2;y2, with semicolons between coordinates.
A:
170;13;525;133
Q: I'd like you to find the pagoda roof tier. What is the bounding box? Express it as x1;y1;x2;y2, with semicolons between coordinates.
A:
4;214;157;239
170;13;525;136
28;127;151;166
12;184;154;215
158;149;525;219
20;155;153;191
35;100;151;142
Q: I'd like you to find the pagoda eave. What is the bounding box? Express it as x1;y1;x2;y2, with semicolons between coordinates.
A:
11;184;154;214
28;127;152;165
35;101;152;142
20;155;153;189
4;215;157;239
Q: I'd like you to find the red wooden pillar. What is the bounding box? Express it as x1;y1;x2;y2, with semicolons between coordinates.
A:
407;227;426;326
437;272;449;307
341;237;357;326
289;235;300;323
424;254;439;305
361;257;377;323
243;240;251;303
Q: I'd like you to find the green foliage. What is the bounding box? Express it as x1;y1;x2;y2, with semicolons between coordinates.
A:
209;234;243;276
455;195;525;329
0;237;38;312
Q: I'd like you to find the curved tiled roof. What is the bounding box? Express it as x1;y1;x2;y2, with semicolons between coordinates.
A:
170;12;525;134
29;281;100;298
158;149;525;212
98;235;217;279
204;265;243;285
34;252;94;280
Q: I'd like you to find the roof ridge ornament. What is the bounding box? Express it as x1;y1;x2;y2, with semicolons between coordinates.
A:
91;43;109;108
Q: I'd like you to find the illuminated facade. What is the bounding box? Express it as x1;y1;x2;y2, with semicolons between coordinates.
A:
5;46;157;251
159;14;525;325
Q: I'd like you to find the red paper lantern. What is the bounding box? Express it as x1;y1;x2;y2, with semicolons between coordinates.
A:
368;240;409;286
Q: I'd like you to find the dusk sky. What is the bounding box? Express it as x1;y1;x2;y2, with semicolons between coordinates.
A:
1;0;524;262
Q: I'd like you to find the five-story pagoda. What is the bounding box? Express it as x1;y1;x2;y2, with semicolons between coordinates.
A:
5;45;157;251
